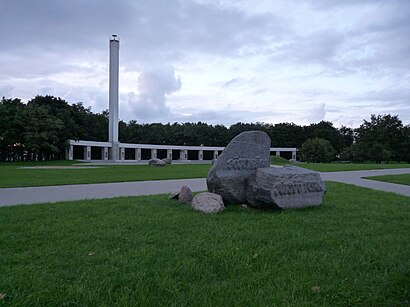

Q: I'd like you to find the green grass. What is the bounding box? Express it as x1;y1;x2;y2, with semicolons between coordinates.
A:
270;155;292;165
0;162;211;188
365;174;410;186
2;160;410;188
297;162;410;172
0;182;409;306
270;157;410;172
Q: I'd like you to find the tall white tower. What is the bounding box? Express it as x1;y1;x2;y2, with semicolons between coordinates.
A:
108;34;120;160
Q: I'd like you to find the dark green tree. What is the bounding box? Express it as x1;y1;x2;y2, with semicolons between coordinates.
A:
0;98;25;161
300;137;336;163
355;114;405;162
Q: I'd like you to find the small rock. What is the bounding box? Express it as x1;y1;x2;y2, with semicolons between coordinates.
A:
168;191;179;200
191;192;225;213
162;157;172;164
179;185;193;205
148;158;166;167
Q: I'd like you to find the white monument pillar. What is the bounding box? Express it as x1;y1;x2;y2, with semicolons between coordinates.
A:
108;35;120;160
103;147;109;160
135;148;141;161
66;145;73;160
167;149;173;160
180;150;188;160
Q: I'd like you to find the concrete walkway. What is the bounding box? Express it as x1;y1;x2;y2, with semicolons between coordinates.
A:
320;168;410;197
0;178;208;207
1;168;409;207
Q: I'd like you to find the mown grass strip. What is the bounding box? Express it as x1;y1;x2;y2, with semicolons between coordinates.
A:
298;162;410;172
2;160;410;188
0;182;409;306
365;173;410;186
0;163;211;188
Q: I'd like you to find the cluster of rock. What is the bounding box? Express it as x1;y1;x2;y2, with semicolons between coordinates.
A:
207;131;325;210
148;158;172;167
169;186;225;213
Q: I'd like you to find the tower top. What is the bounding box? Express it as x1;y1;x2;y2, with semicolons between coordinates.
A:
110;34;119;41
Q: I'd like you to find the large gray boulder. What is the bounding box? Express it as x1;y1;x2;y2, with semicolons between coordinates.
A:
191;192;225;213
207;131;271;204
245;166;326;210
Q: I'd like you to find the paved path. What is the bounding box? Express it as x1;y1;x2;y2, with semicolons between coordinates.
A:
320;168;410;197
1;168;409;207
0;178;208;207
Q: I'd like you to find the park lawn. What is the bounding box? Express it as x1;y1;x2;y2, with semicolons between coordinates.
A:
2;160;410;188
0;182;409;306
296;162;410;172
365;173;410;186
0;163;211;188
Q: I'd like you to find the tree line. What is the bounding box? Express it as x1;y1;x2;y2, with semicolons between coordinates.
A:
1;95;409;162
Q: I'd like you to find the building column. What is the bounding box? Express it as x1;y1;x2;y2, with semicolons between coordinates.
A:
135;148;141;161
213;150;219;160
120;147;125;160
151;149;157;159
292;151;297;161
180;149;187;160
66;145;73;160
103;147;109;160
167;149;173;160
84;146;91;160
276;151;280;157
198;150;203;161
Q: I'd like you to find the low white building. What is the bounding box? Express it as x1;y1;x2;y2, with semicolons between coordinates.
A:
66;139;297;162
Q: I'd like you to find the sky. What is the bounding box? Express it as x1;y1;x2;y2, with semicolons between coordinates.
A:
0;0;409;128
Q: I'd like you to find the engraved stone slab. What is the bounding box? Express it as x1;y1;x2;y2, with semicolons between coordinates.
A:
245;166;326;209
207;131;271;204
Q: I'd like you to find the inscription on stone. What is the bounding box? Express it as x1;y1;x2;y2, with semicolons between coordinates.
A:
272;181;323;196
224;156;267;171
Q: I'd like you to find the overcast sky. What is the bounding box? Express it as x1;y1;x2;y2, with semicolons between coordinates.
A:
1;0;409;127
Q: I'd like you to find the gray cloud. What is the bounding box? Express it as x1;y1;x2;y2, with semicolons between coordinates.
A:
1;0;409;126
123;66;181;122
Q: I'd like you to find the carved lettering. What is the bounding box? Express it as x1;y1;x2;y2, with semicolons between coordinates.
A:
271;181;323;196
224;156;266;170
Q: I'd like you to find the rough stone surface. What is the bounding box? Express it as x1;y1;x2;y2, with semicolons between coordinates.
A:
168;191;179;200
245;166;326;210
179;185;193;205
148;158;166;167
162;158;172;164
207;131;271;204
191;192;225;213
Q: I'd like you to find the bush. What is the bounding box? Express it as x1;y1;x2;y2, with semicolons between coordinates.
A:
300;137;336;163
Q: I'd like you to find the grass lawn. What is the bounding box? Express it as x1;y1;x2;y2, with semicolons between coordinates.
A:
365;174;410;186
0;162;211;188
1;160;410;188
270;156;410;172
294;162;410;172
1;182;409;306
